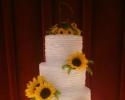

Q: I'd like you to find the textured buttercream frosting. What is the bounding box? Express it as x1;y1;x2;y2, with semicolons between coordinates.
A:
45;35;83;64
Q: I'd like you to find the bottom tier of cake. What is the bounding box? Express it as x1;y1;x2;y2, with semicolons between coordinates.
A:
51;87;91;100
39;62;91;100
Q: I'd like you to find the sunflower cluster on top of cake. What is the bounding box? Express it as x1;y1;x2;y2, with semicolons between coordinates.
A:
25;22;93;100
46;22;81;35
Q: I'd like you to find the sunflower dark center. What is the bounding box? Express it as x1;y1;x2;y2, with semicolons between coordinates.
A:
72;58;81;66
40;88;51;99
60;31;63;34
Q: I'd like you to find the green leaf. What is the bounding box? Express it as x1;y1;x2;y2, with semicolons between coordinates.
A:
86;67;93;76
62;64;72;74
61;22;71;29
55;90;61;100
56;90;61;95
88;60;94;64
62;64;68;69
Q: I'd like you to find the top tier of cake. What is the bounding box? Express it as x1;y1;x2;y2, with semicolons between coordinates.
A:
45;35;83;64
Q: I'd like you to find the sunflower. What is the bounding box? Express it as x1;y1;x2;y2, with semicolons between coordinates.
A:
35;82;56;100
25;76;45;98
67;52;89;70
65;28;74;35
57;28;66;34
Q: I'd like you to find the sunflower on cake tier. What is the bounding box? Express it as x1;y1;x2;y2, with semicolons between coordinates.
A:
62;52;93;75
25;76;61;100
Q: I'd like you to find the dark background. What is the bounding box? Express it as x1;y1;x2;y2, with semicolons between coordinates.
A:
0;0;125;100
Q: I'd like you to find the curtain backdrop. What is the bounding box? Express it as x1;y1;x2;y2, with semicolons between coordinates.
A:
0;0;125;100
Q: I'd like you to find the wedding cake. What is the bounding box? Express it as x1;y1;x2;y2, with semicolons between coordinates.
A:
25;22;91;100
40;22;91;100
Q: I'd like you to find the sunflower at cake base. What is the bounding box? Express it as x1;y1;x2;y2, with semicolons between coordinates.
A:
25;76;45;98
62;52;93;75
25;76;61;100
35;82;56;100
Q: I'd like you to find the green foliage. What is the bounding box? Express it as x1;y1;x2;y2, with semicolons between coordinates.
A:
55;90;61;100
62;64;72;74
60;22;71;29
88;60;94;64
86;67;93;76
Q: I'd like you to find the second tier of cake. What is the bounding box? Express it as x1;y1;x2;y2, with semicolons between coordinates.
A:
45;35;83;64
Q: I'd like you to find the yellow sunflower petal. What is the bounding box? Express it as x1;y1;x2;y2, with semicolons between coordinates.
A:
51;27;58;34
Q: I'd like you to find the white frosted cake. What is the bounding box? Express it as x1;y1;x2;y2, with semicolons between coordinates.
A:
39;34;91;100
25;22;91;100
